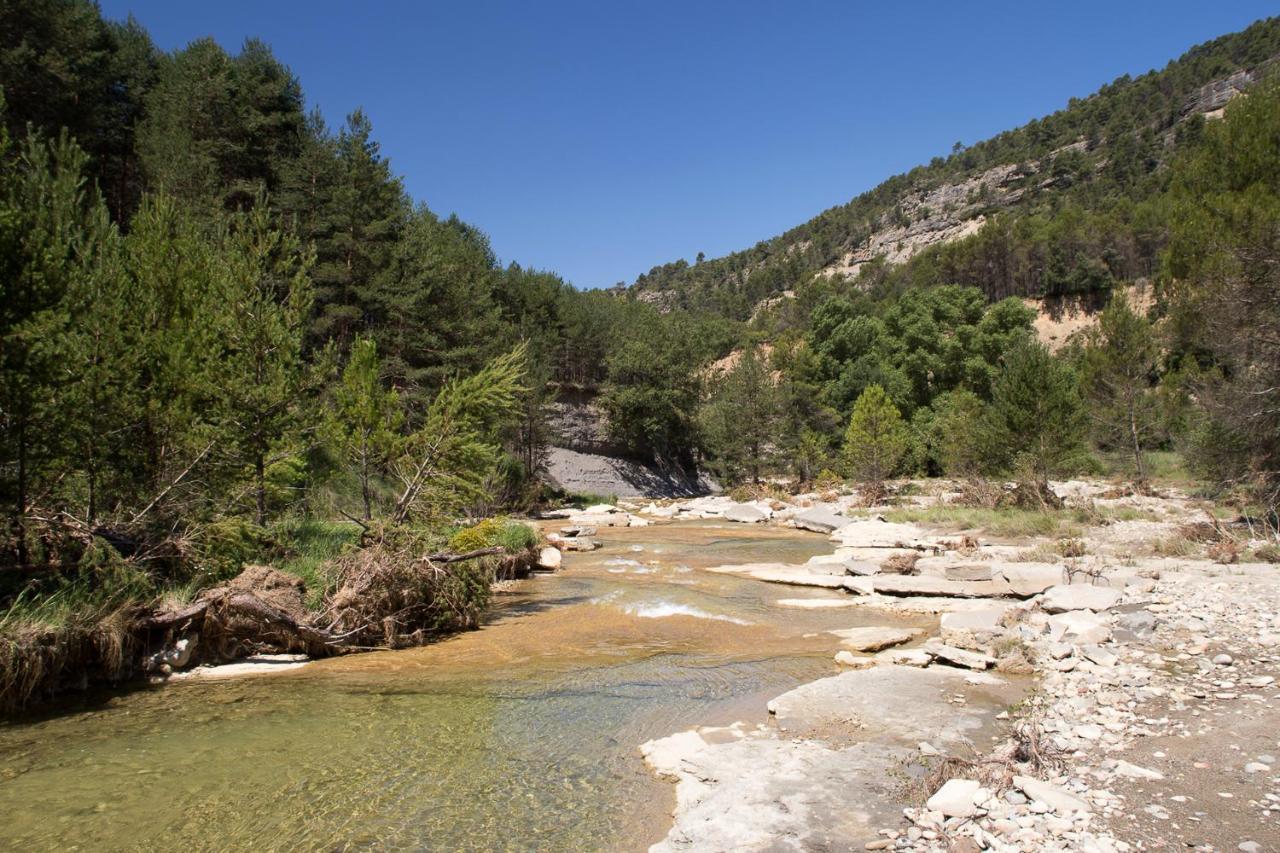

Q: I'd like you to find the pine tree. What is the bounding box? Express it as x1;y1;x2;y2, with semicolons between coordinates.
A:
841;385;908;487
214;201;317;525
1081;293;1159;483
986;340;1087;488
327;336;402;520
699;348;780;485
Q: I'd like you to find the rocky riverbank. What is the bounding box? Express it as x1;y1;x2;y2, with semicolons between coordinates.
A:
614;480;1280;851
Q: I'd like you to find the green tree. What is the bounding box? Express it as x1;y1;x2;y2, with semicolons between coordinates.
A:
699;347;781;485
391;346;527;524
927;389;990;477
214;202;317;525
1080;293;1159;483
328;336;402;520
841;384;908;487
985;340;1087;488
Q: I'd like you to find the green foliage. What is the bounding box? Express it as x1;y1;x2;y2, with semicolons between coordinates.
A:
446;517;538;553
699;348;782;485
326;336;402;519
985;340;1088;485
1079;292;1160;482
926;389;990;477
841;385;908;484
600;308;705;467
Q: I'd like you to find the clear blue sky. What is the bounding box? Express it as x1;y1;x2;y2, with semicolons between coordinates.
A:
99;1;1277;289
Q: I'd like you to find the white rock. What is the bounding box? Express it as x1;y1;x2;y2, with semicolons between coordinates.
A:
1040;584;1122;613
834;650;875;669
828;626;923;652
1047;610;1113;645
724;503;768;524
926;778;983;818
537;546;562;570
1013;775;1092;816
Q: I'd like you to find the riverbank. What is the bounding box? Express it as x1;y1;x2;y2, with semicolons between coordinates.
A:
622;479;1280;851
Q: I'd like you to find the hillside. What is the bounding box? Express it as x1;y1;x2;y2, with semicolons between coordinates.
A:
628;18;1280;321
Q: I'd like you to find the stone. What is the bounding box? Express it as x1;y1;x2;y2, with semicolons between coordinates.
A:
1080;645;1118;667
1040;584;1122;613
878;649;932;668
1116;608;1157;638
1213;653;1234;666
940;609;1008;649
536;546;562;570
829;626;924;652
562;536;599;552
1012;776;1091;815
865;575;1014;598
926;778;982;818
924;641;996;670
1046;610;1113;645
997;563;1063;597
1244;762;1269;773
791;506;848;534
724;503;768;524
1112;760;1163;780
830;519;936;549
627;516;650;527
834;650;876;669
945;564;993;581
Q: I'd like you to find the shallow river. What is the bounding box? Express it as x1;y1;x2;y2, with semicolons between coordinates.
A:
0;520;937;851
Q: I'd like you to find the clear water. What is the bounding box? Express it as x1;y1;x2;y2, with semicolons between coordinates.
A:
0;521;936;851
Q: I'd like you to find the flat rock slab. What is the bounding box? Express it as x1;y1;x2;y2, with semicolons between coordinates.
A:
945;564;993;581
708;562;849;588
642;727;910;852
766;665;1015;749
1047;609;1113;644
830;519;940;549
864;575;1015;598
997;563;1063;596
776;598;862;609
924;641;997;670
828;625;923;652
1013;774;1091;815
792;506;848;534
939;608;1010;649
723;503;768;523
1040;583;1122;612
171;654;310;680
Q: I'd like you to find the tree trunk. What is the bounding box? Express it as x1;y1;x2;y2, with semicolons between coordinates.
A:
1129;404;1146;484
255;451;267;527
360;455;372;521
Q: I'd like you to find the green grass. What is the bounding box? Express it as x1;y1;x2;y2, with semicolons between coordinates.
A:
273;518;363;609
563;491;617;508
447;517;540;554
880;506;1086;539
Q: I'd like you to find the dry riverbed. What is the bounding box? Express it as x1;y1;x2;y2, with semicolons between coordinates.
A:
558;480;1280;852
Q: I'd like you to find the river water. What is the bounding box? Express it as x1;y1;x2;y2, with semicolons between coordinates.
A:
0;520;937;851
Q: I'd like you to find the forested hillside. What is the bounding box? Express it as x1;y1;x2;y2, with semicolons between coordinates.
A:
629;18;1280;321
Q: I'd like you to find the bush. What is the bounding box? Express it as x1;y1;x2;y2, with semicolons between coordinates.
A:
447;517;538;554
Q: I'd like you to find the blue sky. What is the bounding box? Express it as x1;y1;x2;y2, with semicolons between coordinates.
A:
100;1;1277;289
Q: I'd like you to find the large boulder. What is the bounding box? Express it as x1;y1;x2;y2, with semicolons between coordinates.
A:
1046;609;1112;644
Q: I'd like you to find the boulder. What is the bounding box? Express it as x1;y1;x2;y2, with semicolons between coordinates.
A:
864;575;1014;598
828;626;923;652
1040;584;1122;613
724;503;768;524
878;648;932;667
792;506;847;534
536;546;562;570
563;536;599;552
927;778;982;818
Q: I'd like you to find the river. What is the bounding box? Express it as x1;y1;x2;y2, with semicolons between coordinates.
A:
0;520;937;851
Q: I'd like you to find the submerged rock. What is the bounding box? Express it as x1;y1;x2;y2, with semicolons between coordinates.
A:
828;626;923;652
